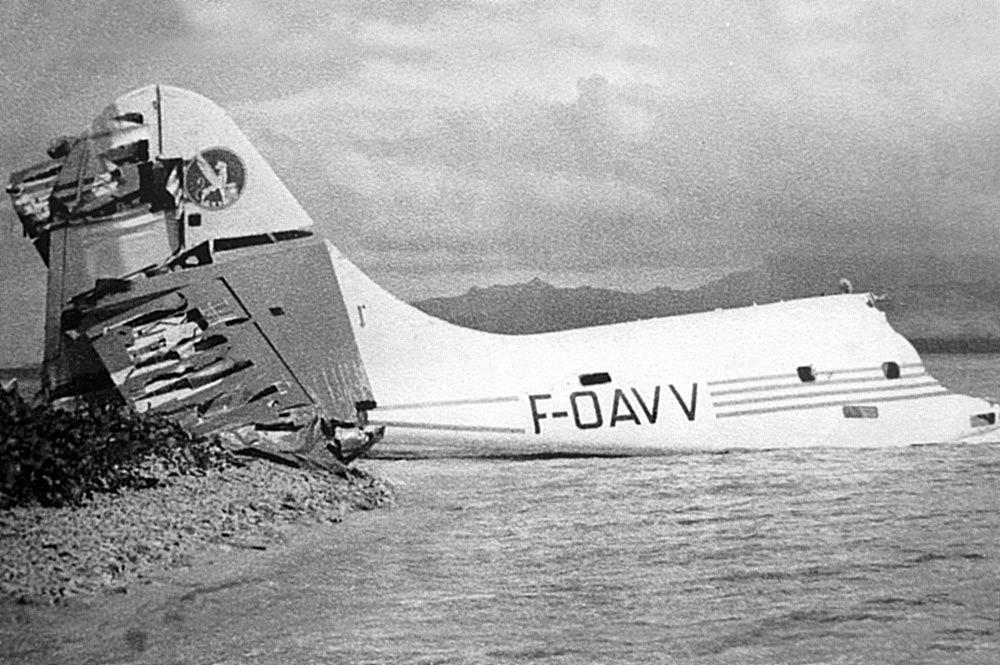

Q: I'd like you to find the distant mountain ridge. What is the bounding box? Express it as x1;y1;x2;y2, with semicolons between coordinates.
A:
413;271;762;334
412;254;1000;352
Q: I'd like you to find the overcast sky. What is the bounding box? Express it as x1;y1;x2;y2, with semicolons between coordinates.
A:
1;1;999;362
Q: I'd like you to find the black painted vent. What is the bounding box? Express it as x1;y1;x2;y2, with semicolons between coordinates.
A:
971;413;996;427
579;372;611;386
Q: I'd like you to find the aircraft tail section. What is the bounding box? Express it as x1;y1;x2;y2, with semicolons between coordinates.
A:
5;85;380;464
6;83;1000;455
326;246;526;408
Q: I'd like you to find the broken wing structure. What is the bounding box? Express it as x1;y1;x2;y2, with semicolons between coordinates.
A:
7;86;381;465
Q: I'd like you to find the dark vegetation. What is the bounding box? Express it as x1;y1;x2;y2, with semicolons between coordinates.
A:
1;387;234;509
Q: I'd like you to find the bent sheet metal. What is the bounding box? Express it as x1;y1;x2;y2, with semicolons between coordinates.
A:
6;85;382;467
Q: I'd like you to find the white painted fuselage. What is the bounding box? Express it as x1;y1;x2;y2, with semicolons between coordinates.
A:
329;247;1000;454
89;85;999;455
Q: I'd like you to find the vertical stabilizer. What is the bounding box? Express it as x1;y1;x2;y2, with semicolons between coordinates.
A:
6;85;380;464
95;85;315;247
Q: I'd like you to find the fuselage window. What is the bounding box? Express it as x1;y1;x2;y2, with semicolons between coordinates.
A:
882;361;900;379
797;365;816;383
579;372;612;386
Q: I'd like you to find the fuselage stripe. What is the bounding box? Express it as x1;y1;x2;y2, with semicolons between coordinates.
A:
714;388;952;418
377;395;521;411
707;371;795;386
712;379;940;407
371;420;525;434
710;373;928;396
707;362;925;387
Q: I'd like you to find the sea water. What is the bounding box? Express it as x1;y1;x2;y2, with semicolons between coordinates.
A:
5;354;999;664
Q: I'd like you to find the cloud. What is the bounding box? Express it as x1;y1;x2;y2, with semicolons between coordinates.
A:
1;0;998;305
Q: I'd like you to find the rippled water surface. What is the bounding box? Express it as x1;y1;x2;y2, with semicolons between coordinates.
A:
349;448;996;664
4;355;999;664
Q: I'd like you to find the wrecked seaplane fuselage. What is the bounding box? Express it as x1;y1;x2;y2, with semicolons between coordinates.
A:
7;85;1000;457
6;86;382;468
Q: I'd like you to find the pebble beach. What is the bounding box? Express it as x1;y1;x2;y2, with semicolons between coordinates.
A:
0;460;393;603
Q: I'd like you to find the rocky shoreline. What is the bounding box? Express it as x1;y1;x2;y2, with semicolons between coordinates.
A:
0;459;393;604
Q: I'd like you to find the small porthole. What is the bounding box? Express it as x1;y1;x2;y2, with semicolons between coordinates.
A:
796;365;816;383
579;372;611;386
882;361;900;379
188;213;202;227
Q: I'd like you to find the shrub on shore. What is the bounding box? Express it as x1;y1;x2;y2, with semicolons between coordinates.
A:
1;387;234;509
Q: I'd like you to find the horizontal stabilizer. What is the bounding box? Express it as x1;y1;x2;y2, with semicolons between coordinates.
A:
69;235;375;441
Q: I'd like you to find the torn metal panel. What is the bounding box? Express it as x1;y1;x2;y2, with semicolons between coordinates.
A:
6;158;64;240
5;85;383;464
18;99;182;398
40;207;177;396
68;235;376;436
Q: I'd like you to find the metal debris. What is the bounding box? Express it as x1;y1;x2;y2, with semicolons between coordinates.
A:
5;85;383;466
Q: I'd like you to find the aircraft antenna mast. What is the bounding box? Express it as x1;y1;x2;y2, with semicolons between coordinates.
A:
155;84;164;155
